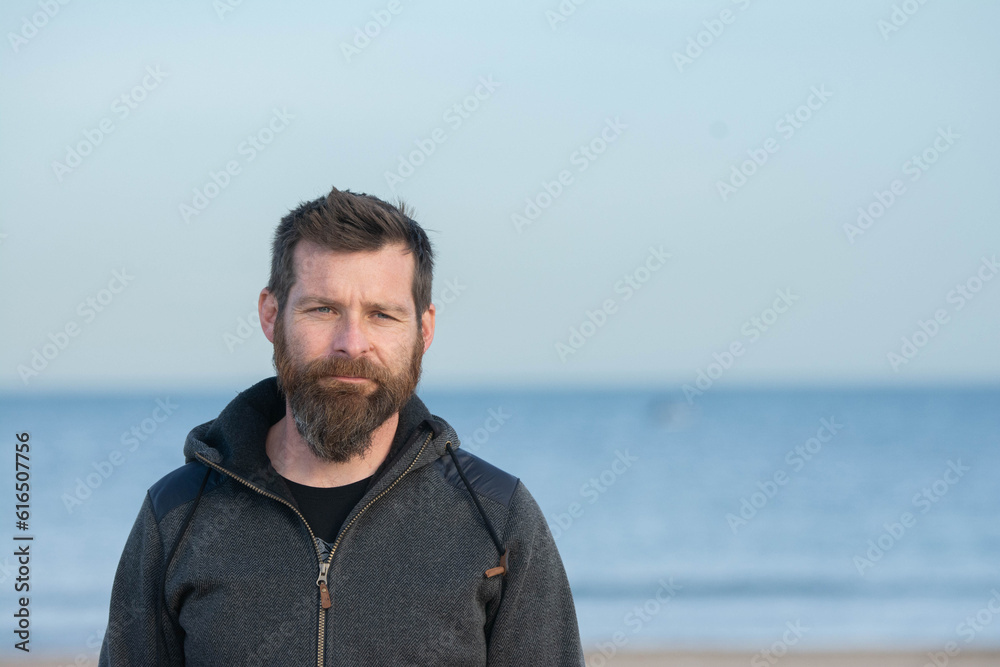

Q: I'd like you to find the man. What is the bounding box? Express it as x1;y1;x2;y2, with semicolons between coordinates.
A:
99;186;585;666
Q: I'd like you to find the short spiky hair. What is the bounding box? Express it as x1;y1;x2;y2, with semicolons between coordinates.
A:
267;186;434;318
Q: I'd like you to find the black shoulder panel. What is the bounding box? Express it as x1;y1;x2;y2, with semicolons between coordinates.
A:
148;461;224;523
434;448;520;509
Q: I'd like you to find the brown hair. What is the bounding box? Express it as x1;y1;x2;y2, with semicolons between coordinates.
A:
267;186;434;319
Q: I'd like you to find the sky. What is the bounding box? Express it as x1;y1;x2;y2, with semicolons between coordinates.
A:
1;0;998;393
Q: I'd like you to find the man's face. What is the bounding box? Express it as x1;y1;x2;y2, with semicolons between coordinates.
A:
267;240;432;463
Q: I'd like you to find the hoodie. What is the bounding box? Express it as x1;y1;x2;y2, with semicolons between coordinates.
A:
98;377;585;666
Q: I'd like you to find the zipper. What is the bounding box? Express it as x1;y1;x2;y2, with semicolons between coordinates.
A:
314;431;435;666
194;429;435;667
192;453;326;664
317;561;331;608
193;451;322;560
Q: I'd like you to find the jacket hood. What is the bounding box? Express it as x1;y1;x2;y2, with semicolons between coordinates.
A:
181;376;462;506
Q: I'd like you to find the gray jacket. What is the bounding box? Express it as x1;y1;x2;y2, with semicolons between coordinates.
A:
98;377;585;666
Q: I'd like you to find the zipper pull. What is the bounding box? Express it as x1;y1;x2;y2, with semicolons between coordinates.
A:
316;561;332;609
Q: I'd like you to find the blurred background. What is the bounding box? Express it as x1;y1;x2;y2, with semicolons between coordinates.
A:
1;0;998;664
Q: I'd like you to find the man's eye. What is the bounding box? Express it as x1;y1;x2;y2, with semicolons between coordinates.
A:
314;307;332;313
375;312;393;320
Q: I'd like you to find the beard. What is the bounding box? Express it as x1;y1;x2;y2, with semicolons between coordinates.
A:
272;313;424;463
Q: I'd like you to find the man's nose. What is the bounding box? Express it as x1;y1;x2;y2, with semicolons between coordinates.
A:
330;315;371;358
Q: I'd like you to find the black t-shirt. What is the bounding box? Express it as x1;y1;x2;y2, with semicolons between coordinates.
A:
281;474;373;544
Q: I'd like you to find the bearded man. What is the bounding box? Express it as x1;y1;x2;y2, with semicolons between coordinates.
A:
98;186;585;666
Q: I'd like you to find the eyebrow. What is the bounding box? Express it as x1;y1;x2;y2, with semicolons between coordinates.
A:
296;295;410;317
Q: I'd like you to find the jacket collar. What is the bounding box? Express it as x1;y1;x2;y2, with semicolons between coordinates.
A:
182;376;460;505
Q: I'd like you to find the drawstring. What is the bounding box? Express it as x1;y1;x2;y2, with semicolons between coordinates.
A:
445;442;508;578
157;465;212;665
154;438;505;663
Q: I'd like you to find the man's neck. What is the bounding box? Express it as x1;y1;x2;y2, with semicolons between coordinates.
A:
265;401;399;487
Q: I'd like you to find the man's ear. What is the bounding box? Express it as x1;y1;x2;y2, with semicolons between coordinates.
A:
259;288;279;343
420;303;436;353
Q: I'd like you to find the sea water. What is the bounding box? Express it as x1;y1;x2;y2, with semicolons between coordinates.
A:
1;385;997;655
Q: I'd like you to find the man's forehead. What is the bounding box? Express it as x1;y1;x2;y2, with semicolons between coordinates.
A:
293;239;412;271
290;240;414;301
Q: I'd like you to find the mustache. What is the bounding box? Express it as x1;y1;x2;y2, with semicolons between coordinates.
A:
300;355;391;384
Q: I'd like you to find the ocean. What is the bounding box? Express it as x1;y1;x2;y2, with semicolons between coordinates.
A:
2;385;998;656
